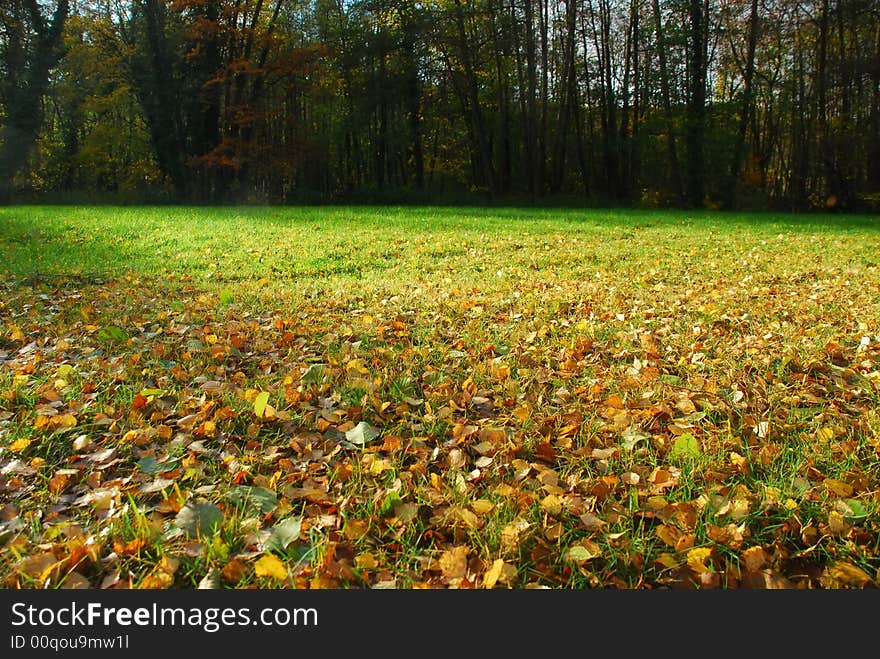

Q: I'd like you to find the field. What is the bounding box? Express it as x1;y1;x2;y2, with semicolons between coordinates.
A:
1;205;879;589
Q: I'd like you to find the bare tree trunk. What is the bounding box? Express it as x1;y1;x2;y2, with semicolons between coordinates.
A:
452;0;496;194
551;0;577;193
524;0;539;195
651;0;683;203
870;21;880;191
489;0;511;193
538;0;549;193
817;0;830;201
728;0;759;207
686;0;708;207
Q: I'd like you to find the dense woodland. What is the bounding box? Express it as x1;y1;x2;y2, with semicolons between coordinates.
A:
1;0;879;209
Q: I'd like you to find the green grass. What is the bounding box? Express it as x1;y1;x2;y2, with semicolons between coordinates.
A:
1;205;879;589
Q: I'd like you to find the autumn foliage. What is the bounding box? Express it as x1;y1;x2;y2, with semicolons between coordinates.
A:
1;207;879;589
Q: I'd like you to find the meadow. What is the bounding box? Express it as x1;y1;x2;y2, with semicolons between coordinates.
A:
1;205;878;589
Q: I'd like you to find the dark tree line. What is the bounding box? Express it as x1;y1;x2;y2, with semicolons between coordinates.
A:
1;0;879;210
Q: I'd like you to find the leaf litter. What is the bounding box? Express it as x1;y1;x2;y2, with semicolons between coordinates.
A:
1;222;880;590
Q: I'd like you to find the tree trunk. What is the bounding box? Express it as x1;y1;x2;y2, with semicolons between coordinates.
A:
524;0;539;196
651;0;683;204
870;22;880;191
551;0;577;193
0;0;69;201
728;0;759;207
686;0;708;208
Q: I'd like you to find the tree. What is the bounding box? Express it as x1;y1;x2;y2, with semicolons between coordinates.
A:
0;0;70;200
685;0;709;207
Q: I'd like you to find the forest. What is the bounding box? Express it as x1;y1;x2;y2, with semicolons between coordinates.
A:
1;0;879;209
3;1;880;596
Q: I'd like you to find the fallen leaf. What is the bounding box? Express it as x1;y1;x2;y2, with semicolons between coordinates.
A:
821;562;872;588
254;554;289;581
345;421;379;446
226;486;278;515
671;433;701;459
265;516;302;552
686;547;713;574
741;546;769;572
253;391;270;419
566;541;601;565
823;478;854;497
439;546;469;582
197;568;221;589
174;499;224;538
140;556;179;589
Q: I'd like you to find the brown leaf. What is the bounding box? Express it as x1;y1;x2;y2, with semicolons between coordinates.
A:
439;546;469;582
821;562;872;588
741;546;769;573
823;478;854;497
15;552;57;580
60;572;92;589
741;570;794;589
140;556;179;589
221;558;249;585
656;524;694;551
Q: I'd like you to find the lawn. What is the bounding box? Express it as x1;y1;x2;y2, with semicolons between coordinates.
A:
1;205;879;589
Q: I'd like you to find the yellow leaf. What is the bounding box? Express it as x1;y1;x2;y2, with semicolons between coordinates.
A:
686;547;713;574
140;572;175;589
9;325;26;341
346;359;369;376
815;426;835;442
121;430;140;443
655;553;679;569
368;458;393;475
828;510;848;535
56;414;77;429
253;391;270;419
540;494;563;516
9;438;31;452
254;554;288;581
513;404;531;423
656;524;682;548
483;559;506;588
494;484;516;497
730;497;750;521
471;499;495;514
